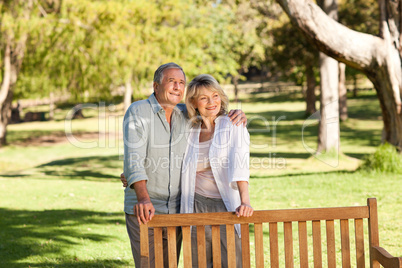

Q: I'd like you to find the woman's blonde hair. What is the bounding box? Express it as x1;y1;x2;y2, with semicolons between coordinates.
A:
185;74;229;125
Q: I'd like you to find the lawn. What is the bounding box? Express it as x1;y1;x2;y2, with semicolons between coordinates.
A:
0;89;400;267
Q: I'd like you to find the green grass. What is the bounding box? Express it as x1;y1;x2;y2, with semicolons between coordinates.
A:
1;89;401;267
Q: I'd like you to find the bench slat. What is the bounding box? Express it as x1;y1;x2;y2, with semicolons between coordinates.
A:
241;223;251;268
197;225;207;268
255;223;264;267
298;221;309;267
212;225;221;268
368;198;380;268
167;227;177;268
326;220;336;268
145;207;369;227
284;222;294;267
140;224;150;268
269;222;279;268
340;219;351;268
182;226;192;267
355;218;365;268
154;227;164;268
226;224;236;268
313;220;322;268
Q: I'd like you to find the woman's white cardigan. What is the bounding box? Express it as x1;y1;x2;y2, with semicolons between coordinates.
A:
180;115;250;236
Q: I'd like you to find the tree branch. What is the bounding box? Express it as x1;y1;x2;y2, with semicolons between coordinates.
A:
275;0;386;73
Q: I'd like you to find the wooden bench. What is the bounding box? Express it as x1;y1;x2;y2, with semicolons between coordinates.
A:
140;198;401;267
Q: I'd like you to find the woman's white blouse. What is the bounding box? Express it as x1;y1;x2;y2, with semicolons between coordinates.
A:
180;115;250;235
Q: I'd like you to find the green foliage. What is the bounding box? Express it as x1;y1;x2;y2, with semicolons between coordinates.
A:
338;0;379;35
360;143;402;173
14;0;261;100
252;1;319;84
5;0;384;102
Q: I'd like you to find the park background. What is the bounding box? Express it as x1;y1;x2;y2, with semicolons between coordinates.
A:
0;0;401;267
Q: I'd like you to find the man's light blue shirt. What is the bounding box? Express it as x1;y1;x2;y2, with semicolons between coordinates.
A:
123;93;190;215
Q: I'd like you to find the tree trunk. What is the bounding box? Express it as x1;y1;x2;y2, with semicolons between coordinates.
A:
233;75;239;102
0;38;13;146
353;75;358;97
0;0;32;147
338;62;348;121
305;62;316;116
124;76;133;113
316;0;340;153
317;52;340;153
0;91;13;146
49;91;55;120
275;0;402;151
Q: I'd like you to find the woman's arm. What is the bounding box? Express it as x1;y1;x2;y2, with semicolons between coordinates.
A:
235;181;253;217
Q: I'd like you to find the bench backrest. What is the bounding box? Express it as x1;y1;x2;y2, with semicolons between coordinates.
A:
139;198;389;267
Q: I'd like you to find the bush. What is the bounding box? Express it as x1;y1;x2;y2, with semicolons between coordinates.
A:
360;143;402;173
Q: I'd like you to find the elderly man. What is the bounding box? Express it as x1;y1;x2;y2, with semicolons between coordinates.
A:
123;62;245;267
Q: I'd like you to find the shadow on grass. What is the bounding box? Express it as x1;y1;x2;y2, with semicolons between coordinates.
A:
343;152;370;160
0;208;126;267
247;110;307;122
242;91;305;104
340;124;382;147
251;152;311;159
35;155;122;181
0;155;123;181
248;118;381;149
250;169;356;179
16;259;127;267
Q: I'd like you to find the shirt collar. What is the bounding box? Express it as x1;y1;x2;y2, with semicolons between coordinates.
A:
214;115;225;122
148;93;182;116
149;93;163;114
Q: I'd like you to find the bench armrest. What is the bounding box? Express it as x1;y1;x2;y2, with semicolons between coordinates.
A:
372;246;402;268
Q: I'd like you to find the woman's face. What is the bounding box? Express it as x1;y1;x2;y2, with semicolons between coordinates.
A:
194;87;222;121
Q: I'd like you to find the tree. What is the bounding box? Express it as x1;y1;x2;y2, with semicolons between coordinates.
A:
316;0;340;154
0;0;51;145
275;0;402;151
338;62;347;121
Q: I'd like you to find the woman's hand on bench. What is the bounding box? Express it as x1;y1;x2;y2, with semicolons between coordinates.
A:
235;203;254;217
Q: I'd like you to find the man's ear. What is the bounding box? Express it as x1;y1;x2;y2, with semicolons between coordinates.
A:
153;82;158;93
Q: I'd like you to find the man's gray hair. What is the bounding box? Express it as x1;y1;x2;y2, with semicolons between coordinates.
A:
153;62;186;84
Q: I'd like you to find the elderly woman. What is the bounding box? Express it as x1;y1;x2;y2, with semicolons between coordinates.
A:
181;74;253;268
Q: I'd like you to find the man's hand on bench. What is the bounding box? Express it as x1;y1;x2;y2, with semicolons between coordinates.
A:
134;199;155;225
132;180;155;225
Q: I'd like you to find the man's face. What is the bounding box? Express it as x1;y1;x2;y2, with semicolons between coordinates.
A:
154;68;186;107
